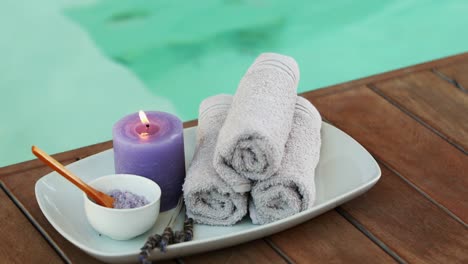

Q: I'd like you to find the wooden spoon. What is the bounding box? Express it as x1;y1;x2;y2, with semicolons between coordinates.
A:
32;146;115;208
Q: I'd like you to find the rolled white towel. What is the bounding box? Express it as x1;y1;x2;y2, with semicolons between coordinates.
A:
183;95;248;226
214;53;300;193
249;96;322;224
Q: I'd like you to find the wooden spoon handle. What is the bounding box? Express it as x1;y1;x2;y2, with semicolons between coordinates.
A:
32;146;100;201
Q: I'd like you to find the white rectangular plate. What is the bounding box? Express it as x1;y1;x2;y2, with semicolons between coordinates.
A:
35;123;380;263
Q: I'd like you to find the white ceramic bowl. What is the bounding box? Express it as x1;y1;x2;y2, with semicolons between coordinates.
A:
83;174;161;240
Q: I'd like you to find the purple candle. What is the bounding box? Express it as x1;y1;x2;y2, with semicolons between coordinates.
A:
112;111;185;211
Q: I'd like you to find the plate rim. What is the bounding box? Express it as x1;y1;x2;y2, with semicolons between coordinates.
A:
35;123;381;259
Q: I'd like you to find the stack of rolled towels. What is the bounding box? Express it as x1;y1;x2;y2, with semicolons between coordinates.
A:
183;53;322;225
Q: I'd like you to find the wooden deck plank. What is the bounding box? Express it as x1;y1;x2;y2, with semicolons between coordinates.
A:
306;86;468;223
0;53;466;179
0;107;391;264
301;52;468;99
269;211;396;263
0;167;177;264
0;119;278;264
0;185;63;264
1;53;467;177
0;115;390;263
341;165;468;263
435;60;468;92
0;53;467;263
1;175;109;264
0;157;284;264
371;71;468;152
183;239;287;264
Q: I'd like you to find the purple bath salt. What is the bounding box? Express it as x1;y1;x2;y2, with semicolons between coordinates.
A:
108;189;150;209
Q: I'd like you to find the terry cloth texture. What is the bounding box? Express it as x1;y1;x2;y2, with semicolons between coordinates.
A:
214;53;300;193
183;94;248;226
249;96;322;224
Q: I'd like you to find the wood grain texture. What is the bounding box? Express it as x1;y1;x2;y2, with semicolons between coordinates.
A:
1;52;466;176
183;239;286;264
341;165;468;263
0;166;179;264
372;71;468;152
1;52;466;178
183;119;198;128
1;177;112;264
300;52;468;99
269;211;395;264
1;53;467;263
435;60;468;92
307;86;468;222
0;120;194;263
0;186;63;264
3;173;178;264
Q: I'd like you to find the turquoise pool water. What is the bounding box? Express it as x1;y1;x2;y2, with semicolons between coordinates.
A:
1;0;467;167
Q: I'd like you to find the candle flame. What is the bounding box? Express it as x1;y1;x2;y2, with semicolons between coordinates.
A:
139;110;150;125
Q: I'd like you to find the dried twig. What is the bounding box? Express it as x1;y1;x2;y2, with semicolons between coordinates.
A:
139;198;195;263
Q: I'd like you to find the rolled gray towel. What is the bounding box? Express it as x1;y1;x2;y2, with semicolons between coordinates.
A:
214;53;300;193
183;95;248;226
249;96;322;224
